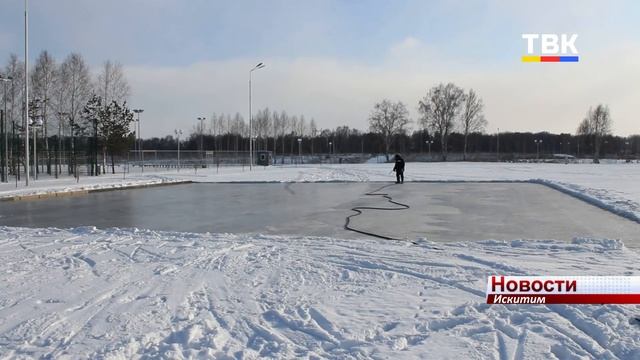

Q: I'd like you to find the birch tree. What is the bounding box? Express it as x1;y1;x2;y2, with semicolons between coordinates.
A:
418;83;465;161
96;60;130;105
4;55;24;130
459;89;487;160
577;104;612;163
368;99;410;160
58;53;92;175
31;50;57;174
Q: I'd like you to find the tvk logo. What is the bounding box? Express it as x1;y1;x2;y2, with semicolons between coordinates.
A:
521;34;579;63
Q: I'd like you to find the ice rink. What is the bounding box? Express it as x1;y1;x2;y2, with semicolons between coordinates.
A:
2;182;637;246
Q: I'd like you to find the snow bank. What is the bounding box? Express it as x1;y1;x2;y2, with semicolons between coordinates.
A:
0;227;639;359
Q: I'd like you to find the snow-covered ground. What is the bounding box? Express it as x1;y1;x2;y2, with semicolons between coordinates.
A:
0;227;639;359
1;162;639;358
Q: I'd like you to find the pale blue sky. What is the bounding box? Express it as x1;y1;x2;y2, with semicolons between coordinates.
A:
4;0;637;66
1;0;639;136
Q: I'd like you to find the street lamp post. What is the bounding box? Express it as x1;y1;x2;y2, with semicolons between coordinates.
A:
496;128;500;162
534;139;542;162
55;111;68;178
0;75;12;183
328;141;333;163
31;116;42;179
197;116;206;165
133;109;143;172
297;138;302;165
0;108;3;182
174;129;182;171
249;62;265;170
24;0;30;185
625;141;630;159
426;140;433;160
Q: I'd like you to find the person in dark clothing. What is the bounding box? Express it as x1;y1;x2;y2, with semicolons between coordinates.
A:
392;154;405;184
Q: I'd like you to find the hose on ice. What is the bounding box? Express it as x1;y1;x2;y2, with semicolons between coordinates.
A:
344;183;410;241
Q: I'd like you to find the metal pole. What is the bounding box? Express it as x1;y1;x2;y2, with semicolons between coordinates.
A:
496;128;500;162
24;0;30;185
139;113;142;172
249;71;253;170
177;134;180;171
248;63;264;170
0;109;3;182
33;125;36;179
13;121;17;186
198;117;206;163
133;119;137;160
133;109;144;172
1;78;9;182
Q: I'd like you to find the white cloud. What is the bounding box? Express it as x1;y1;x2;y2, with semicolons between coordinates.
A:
126;39;640;138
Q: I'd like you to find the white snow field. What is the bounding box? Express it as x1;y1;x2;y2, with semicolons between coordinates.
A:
0;162;639;359
0;227;639;359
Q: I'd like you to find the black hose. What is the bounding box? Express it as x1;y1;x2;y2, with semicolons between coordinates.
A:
344;183;411;241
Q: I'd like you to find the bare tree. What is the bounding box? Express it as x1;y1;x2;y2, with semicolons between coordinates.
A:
255;107;271;150
58;53;92;175
289;115;298;155
59;54;92;125
31;50;57;174
96;60;130;105
418;83;465;161
4;55;25;131
231;113;244;151
3;55;24;177
271;110;280;160
459;89;487;161
219;113;228;151
368;99;410;160
209;112;218;150
297;115;307;137
279;111;288;163
309;118;317;155
577;104;612;163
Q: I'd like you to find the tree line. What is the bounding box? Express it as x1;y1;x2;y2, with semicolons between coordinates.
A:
1;51;133;177
142;122;638;161
2;51;632;179
368;82;623;163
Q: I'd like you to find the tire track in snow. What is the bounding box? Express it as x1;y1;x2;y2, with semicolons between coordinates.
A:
328;257;485;298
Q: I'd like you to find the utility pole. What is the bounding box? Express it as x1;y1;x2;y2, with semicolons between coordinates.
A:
535;139;542;162
249;62;265;170
24;0;30;185
175;129;182;171
133;109;143;171
496;127;500;162
0;109;3;182
198;116;206;165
